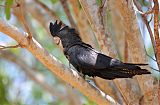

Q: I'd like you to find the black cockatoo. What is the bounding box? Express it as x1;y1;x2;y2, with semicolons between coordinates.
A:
49;21;150;80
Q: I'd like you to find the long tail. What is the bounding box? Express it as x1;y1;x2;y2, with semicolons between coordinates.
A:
97;64;150;80
124;63;148;66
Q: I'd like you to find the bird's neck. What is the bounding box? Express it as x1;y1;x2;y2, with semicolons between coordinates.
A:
60;36;82;49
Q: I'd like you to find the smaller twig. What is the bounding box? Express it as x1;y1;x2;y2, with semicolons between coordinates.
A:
150;66;160;72
18;0;32;39
143;40;157;62
133;0;156;57
0;4;20;8
113;80;129;105
132;0;153;15
124;34;129;62
0;44;19;50
60;0;77;28
146;53;157;62
148;14;153;24
136;9;153;15
98;0;107;31
34;0;59;20
87;79;120;105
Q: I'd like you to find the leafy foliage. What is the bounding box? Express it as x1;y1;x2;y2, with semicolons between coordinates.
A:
96;0;102;6
50;0;58;4
83;97;97;105
5;0;13;20
0;70;10;105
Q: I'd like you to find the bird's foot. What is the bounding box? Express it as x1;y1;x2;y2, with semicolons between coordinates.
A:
78;72;86;80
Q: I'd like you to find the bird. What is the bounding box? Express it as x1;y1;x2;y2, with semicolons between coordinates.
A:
49;20;151;80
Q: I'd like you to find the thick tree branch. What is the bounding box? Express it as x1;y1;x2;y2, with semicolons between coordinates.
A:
112;0;158;104
68;0;97;48
153;0;160;104
78;0;123;103
0;18;119;105
153;0;160;68
1;51;65;100
79;0;115;56
133;1;160;104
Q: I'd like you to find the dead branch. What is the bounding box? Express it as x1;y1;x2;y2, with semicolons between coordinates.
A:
0;44;20;50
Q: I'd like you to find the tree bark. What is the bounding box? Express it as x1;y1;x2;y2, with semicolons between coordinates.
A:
108;0;158;104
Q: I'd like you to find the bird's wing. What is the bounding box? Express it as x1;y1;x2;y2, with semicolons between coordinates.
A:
71;45;150;79
75;46;112;69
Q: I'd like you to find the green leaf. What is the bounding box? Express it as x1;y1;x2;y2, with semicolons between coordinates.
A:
139;0;150;7
77;0;82;9
50;0;58;4
5;0;13;20
0;1;4;5
83;96;97;105
96;0;102;6
0;72;10;105
32;86;43;100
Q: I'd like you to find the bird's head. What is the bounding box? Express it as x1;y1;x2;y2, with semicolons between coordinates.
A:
49;20;63;38
49;20;82;47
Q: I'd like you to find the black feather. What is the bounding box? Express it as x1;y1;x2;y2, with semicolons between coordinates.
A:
123;63;148;66
49;20;151;80
49;21;62;37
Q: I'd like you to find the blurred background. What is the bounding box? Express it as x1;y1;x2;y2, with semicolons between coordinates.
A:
0;0;159;105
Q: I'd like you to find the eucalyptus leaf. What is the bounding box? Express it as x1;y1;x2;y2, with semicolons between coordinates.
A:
50;0;58;4
5;0;13;20
96;0;102;6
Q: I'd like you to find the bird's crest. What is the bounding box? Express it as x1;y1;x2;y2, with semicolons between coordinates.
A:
50;20;63;37
50;20;81;39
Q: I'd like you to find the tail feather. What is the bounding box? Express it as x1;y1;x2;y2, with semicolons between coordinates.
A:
97;64;150;80
119;68;150;76
124;63;148;66
118;63;150;76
